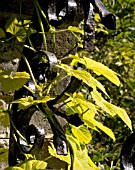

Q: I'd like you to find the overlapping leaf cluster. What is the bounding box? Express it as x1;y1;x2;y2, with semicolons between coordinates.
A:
0;0;133;169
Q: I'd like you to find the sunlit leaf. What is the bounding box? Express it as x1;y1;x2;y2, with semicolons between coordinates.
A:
20;160;47;170
31;160;47;169
6;160;47;170
48;142;71;164
5;17;19;35
67;135;99;170
58;64;108;95
5;167;23;170
5;16;32;42
83;56;120;86
65;92;97;117
83;117;115;141
20;160;33;170
88;157;100;170
91;89;132;130
71;55;120;86
68;26;84;35
12;96;50;110
95;13;101;22
0;70;30;92
71;125;92;144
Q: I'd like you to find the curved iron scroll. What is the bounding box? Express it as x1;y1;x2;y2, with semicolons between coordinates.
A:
9;0;117;166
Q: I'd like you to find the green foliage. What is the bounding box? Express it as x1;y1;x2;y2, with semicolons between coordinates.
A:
86;0;135;168
0;148;8;165
91;89;132;130
71;125;92;144
0;110;10;127
0;28;6;38
58;64;108;95
5;159;47;170
0;0;133;169
48;135;100;170
71;54;120;86
5;17;36;42
12;96;50;110
0;70;30;92
68;26;84;35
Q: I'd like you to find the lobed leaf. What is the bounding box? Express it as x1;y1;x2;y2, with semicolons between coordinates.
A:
20;160;47;170
71;125;92;144
5;167;24;170
67;135;99;170
82;56;120;86
48;142;71;164
83;116;115;141
71;55;120;86
0;70;30;92
59;64;108;95
65;92;97;117
5;16;32;42
12;96;50;110
91;89;132;130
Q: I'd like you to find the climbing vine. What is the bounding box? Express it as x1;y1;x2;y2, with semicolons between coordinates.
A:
0;0;132;169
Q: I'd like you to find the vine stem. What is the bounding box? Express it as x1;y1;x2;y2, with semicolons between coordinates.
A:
10;117;28;144
23;85;35;94
34;0;47;51
34;0;50;27
0;40;38;88
39;29;69;34
8;106;31;147
36;105;65;135
21;53;38;87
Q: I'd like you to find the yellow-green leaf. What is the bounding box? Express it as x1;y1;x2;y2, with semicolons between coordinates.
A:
12;96;50;110
59;64;108;95
48;142;71;164
84;117;115;141
5;167;24;170
5;17;31;42
5;17;19;35
88;157;100;170
20;160;33;170
71;55;120;86
0;70;30;92
82;57;120;86
91;90;132;130
0;148;8;164
65;92;97;116
0;28;5;38
0;110;10;127
67;135;99;170
68;26;84;35
71;125;92;144
12;160;47;170
92;119;115;141
32;160;47;169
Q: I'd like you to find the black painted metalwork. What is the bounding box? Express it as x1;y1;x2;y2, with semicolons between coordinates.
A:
120;133;135;170
8;0;116;166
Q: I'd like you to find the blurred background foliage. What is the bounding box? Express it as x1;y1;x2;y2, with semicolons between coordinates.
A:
88;0;135;169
